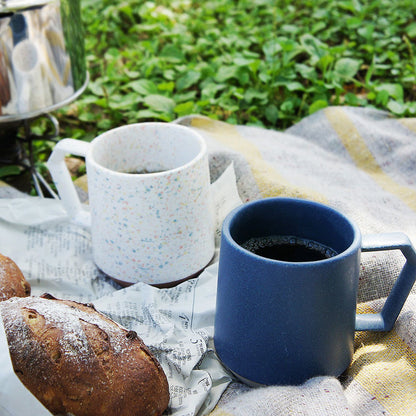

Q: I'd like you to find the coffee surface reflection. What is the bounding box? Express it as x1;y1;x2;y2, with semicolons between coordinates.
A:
241;235;338;262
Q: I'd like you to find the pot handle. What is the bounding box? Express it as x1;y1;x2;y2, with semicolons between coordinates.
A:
47;139;91;227
355;233;416;331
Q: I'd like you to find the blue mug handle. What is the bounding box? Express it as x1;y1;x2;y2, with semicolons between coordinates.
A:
355;232;416;331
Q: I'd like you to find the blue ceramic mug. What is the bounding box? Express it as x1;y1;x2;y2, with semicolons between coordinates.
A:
214;197;416;386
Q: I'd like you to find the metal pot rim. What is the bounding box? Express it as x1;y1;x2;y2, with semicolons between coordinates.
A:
0;0;55;13
0;71;89;123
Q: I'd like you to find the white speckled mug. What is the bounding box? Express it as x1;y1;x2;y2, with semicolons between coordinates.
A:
47;122;215;286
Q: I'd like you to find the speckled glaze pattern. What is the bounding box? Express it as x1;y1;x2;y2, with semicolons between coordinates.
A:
86;123;214;285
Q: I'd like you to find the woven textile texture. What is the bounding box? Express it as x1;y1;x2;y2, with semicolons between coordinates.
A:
175;106;416;416
1;106;416;415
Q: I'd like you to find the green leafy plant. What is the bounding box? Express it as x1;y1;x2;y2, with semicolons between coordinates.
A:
5;0;416;188
56;0;416;140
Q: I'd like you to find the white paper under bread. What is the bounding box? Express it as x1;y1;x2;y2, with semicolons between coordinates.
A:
0;163;241;416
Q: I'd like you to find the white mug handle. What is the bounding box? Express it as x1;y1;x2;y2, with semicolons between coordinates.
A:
47;139;91;227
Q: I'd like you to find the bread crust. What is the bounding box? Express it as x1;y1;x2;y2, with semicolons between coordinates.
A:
0;294;170;416
0;253;31;301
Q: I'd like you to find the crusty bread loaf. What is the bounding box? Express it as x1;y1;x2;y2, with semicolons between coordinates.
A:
0;294;169;416
0;253;31;301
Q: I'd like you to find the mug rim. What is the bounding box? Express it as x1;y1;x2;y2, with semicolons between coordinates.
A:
86;122;207;177
222;197;361;264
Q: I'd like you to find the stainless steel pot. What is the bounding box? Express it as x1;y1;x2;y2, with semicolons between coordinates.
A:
0;0;88;122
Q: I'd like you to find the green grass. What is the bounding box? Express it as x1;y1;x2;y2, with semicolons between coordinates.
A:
56;0;416;141
3;0;416;186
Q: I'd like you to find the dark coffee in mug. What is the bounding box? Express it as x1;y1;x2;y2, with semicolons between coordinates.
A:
122;168;167;174
241;235;338;262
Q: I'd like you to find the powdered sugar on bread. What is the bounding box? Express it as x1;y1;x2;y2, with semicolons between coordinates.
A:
0;294;170;416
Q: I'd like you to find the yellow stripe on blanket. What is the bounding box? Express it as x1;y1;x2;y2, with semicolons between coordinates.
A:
190;117;326;203
74;175;89;193
324;107;416;212
398;117;416;135
351;305;416;416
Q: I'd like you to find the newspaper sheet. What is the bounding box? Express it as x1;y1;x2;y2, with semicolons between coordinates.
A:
0;163;241;416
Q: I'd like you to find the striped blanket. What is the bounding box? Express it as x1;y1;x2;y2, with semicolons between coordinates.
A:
1;106;416;415
175;106;416;416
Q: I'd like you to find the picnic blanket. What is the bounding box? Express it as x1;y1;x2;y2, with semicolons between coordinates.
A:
1;105;416;416
178;107;416;416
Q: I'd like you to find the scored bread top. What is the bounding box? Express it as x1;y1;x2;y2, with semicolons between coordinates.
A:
0;294;170;416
